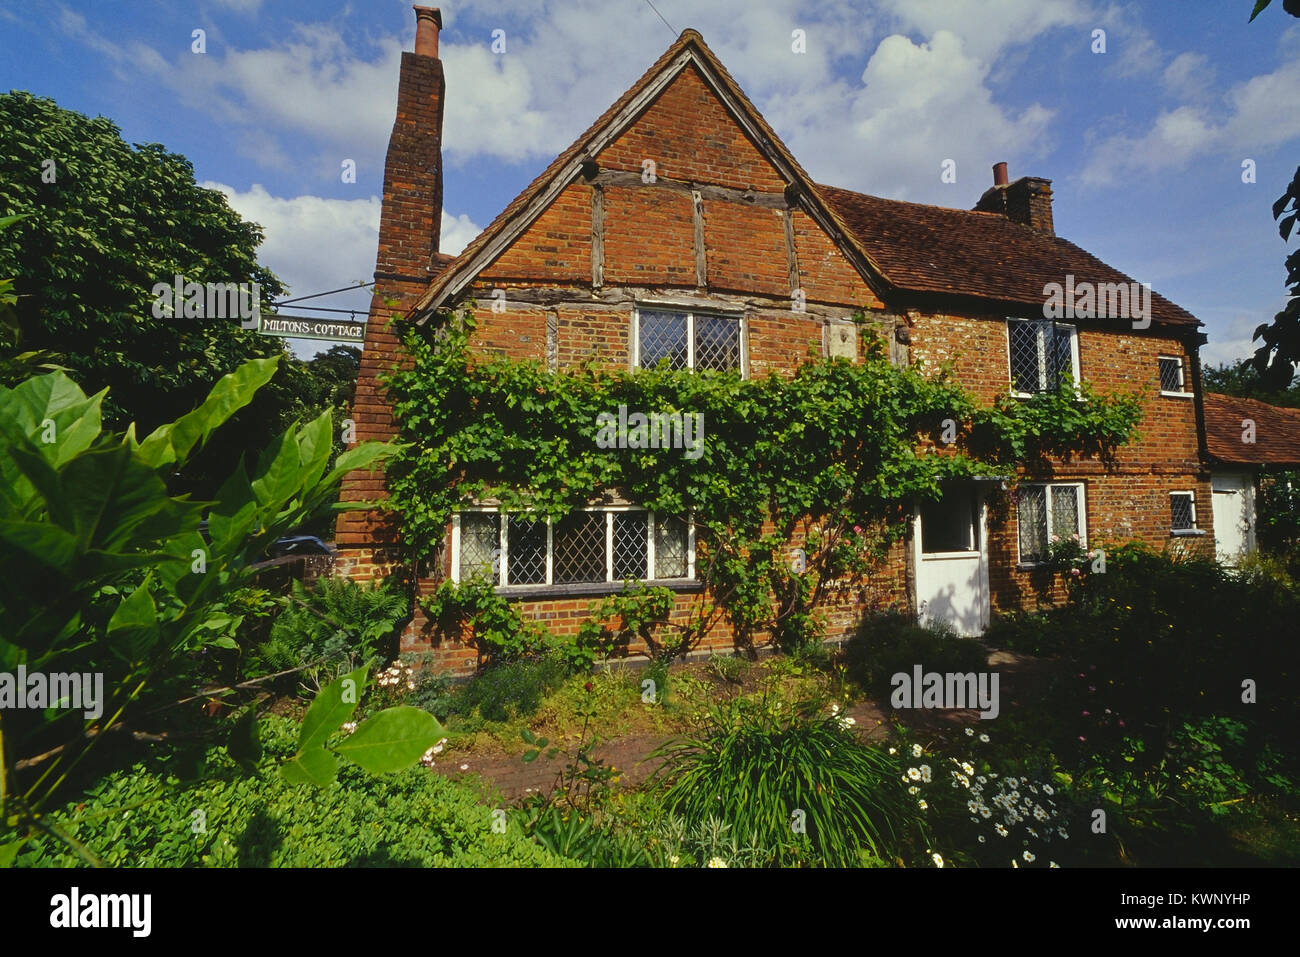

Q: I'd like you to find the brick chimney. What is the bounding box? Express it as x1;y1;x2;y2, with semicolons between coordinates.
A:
975;163;1054;235
335;6;446;558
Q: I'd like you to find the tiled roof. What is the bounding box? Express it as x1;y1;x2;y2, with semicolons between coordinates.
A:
815;184;1200;328
1203;392;1300;466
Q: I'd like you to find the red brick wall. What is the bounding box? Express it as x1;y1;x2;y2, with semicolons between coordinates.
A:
597;64;785;192
603;186;695;285
909;312;1213;612
791;210;880;309
480;184;592;283
703;202;788;296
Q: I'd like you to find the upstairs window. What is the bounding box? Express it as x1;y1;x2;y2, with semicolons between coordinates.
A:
1158;356;1191;396
1170;491;1200;535
634;308;743;374
1008;319;1079;395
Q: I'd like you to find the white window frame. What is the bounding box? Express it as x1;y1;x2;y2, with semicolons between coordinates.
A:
1015;481;1088;567
450;506;696;587
1169;490;1203;536
1006;318;1081;398
1157;355;1193;398
631;304;747;378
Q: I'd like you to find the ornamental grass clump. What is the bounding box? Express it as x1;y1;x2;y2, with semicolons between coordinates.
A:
650;696;917;867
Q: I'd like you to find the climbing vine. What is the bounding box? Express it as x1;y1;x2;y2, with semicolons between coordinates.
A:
382;307;1143;662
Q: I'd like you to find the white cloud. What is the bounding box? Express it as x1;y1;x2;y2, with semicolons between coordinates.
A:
1162;52;1214;99
881;0;1089;63
1081;41;1300;186
202;183;480;307
209;0;264;12
770;29;1054;199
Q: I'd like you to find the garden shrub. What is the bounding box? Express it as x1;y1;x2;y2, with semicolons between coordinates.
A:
980;610;1065;657
1052;542;1300;770
247;577;409;688
7;716;570;868
844;611;989;699
450;654;572;724
651;696;918;866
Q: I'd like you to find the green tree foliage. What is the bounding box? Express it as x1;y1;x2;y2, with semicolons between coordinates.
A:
0;93;364;499
1204;357;1300;407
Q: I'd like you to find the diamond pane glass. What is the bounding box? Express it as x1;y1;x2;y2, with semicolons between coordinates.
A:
694;315;740;372
553;511;607;584
459;513;500;582
639;312;688;370
1170;493;1194;531
1159;357;1183;393
1048;325;1073;389
613;512;648;580
654;515;688;579
1018;485;1048;563
1009;321;1042;393
1050;485;1080;539
506;515;547;585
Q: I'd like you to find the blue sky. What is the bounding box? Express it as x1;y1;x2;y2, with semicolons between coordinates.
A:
2;0;1298;366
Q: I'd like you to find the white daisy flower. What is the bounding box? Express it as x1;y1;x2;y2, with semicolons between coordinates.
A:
912;744;923;758
931;852;943;867
1023;851;1035;863
908;767;921;781
978;733;989;743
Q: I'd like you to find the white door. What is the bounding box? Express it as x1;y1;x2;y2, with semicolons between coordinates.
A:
914;484;990;636
1211;472;1255;566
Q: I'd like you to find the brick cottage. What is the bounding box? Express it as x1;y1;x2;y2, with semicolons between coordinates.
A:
335;7;1218;674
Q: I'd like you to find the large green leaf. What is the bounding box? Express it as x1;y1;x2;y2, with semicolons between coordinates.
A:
295;411;333;491
106;581;160;660
136;356;280;469
333;706;447;774
298;663;367;753
250;421;303;508
279;747;339;788
0;836;28;867
0;372;104;465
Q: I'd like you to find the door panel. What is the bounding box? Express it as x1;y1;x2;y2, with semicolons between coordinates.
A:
914;484;989;636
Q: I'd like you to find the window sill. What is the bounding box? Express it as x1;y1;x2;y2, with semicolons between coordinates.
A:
1170;529;1206;537
1008;390;1085;401
1159;391;1194;399
494;578;704;599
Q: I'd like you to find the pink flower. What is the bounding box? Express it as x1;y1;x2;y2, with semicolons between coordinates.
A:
853;525;863;534
1088;685;1096;692
1081;711;1090;717
1117;720;1125;728
1078;736;1086;742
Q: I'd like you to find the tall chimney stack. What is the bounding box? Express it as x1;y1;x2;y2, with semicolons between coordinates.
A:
414;6;442;57
335;5;447;555
974;162;1054;235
